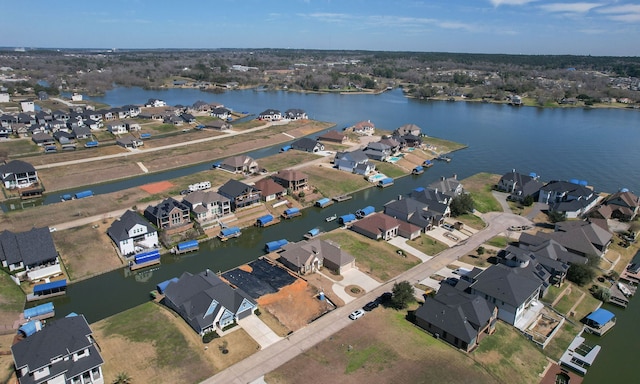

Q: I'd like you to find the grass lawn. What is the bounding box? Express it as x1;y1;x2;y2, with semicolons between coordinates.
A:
256;308;290;337
303;165;371;198
195;115;225;124
423;137;468;153
0;271;25;328
233;119;265;130
461;173;502;213
543;322;581;361
259;151;320;172
485;236;509;248
372;161;408;178
320;230;420;282
0;138;40;156
453;213;486;230
554;284;585;316
542;284;563;304
407;234;450;256
458;253;491;268
570;290;601;321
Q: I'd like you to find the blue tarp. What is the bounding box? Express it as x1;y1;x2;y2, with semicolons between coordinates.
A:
413;165;424;172
33;280;67;294
414;187;425;192
339;214;357;224
356;206;375;218
177;240;198;251
140;133;152;139
221;227;241;237
586;308;615;327
18;321;41;337
156;277;179;294
315;198;331;207
24;302;54;319
134;250;160;264
280;145;292;152
257;214;274;226
265;239;288;252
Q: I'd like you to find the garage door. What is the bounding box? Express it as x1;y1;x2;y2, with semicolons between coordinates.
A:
237;308;253;320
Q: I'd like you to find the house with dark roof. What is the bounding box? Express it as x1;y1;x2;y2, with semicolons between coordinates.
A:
162;270;257;335
334;150;374;175
317;130;346;144
291;137;324;153
219;155;259;174
115;135;143;149
182;190;231;224
144;197;191;231
497;170;543;201
394;124;422;137
363;142;391;161
415;284;497;352
378;137;401;153
11;314;104;384
352;120;375;136
0;227;60;281
258;109;282;121
279;239;355;275
285;108;308;120
72;125;92;139
498;244;569;286
254;178;287;202
218;179;261;210
272;169;308;193
210;107;231;120
519;220;611;261
203;119;232;131
107;210;159;256
429;175;464;198
538;180;600;218
0;160;38;189
31;132;55;146
350;212;400;241
602;190;639;221
384;196;444;231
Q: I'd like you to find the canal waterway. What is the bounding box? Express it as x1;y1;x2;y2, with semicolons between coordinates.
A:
41;87;640;382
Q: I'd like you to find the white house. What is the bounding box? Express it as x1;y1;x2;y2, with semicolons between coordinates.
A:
20;101;35;113
106;210;159;256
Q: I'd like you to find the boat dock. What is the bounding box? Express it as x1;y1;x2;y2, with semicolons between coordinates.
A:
281;208;302;219
304;228;322;239
583;308;616;336
315;198;334;208
26;279;68;302
129;258;161;271
333;194;352;202
608;281;636;308
173;240;199;255
218;226;242;241
435;155;452;162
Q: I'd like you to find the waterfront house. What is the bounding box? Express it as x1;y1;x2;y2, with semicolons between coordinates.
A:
334;150;373;175
0;227;60;281
350;212;400;241
254;178;287;202
192;100;211;112
279;239;355;275
352;120;375;136
107;210;159;256
383;196;444;231
285;108;308;120
497;170;543;201
11;314;104;384
538;180;600;218
203;119;232;131
210;107;231;120
428;175;464;198
601;190;639;221
218;179;261;210
162;270;257;336
394;123;422;137
415;284;497;352
378;137;401;154
258;109;282;121
31;132;55;146
291;137;324;153
317;130;346;144
182;190;231;224
271;169;308;193
498;244;569;286
219;155;259;175
363;142;392;161
0;160;38;189
144;197;191;231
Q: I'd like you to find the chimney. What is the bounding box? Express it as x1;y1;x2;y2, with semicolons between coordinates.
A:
512;168;516;173
440;176;445;181
452;174;457;180
398;194;402;201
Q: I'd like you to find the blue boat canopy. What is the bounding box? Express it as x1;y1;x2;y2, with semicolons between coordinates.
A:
280;145;292;152
157;277;179;294
24;302;54;319
265;239;289;252
339;213;357;224
18;321;42;337
257;214;274;225
307;228;320;237
284;208;300;215
177;240;198;251
33;279;67;294
315;198;331;207
413;187;425;192
221;226;241;236
586;308;615;327
134;249;160;264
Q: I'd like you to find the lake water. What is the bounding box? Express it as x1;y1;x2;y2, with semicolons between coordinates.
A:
49;87;640;382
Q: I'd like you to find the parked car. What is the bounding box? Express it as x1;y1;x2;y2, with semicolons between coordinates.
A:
442;223;455;231
349;309;365;320
363;301;379;311
378;292;393;303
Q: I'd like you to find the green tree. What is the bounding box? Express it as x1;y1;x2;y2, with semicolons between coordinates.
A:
450;194;474;216
113;372;132;384
593;286;611;302
522;195;534;207
390;281;415;309
567;264;596;286
477;246;485;256
547;210;566;223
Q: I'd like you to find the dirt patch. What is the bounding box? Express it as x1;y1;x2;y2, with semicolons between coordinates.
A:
257;279;328;332
140;181;174;194
237;264;253;273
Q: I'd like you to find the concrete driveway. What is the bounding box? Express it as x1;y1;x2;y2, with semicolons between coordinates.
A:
388;237;432;262
238;314;282;349
328;268;381;304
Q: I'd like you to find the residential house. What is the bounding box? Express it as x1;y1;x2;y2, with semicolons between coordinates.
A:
602;190;639;221
162;270;257;335
144;197;191;230
258;109;282;121
0;160;38;189
146;98;167;107
122;105;141;117
31;132;55;146
123;119;141;131
415;284;497;352
291;137;324;153
497;170;543;201
52;110;70;122
72;126;92;139
11;314;104;384
384;195;444;231
106;121;128;134
203;119;232;131
107;210;159;256
352;120;375;136
498;244;569;286
18;113;36;125
218;179;261;210
219;155;259;175
465;263;546;326
192;100;212;112
379;137;401;154
363;142;391;161
317;130;346;144
20;100;35;113
334;150;374;175
279;239;355;275
285;108;308;120
429;175;464;198
53;131;74;145
182;190;231;224
116;135;143;149
538;180;600;218
394;123;422;137
165;115;184;126
394;133;422;148
254;178;287;202
272;169;308;193
0;227;60;281
180;113;196;124
350;212;400;241
210;107;231;120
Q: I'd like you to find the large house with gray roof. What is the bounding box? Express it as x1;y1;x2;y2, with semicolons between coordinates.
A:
279;239;355;275
0;227;60;281
144;197;191;231
107;210;159;256
538;180;600;218
0;160;38;189
182;190;231;224
415;284;497;352
11;314;104;384
384;196;444;231
218;179;261;210
428;175;463;199
163;270;257;335
600;190;640;221
334;150;374;175
497;170;543;201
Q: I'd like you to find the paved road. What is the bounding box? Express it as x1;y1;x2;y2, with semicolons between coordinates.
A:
201;211;532;384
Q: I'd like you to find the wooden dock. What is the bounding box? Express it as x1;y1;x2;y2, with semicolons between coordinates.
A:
608;281;636;308
333;194;352;202
129;258;161;271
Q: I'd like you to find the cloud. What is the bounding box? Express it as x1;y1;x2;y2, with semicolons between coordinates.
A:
539;2;603;13
596;4;640;22
489;0;537;6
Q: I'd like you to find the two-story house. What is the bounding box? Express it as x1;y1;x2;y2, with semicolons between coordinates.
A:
218;179;262;210
182;190;232;224
107;210;159;256
271;169;308;193
0;160;38;189
143;197;191;230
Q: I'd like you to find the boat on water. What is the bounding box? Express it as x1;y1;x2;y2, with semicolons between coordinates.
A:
304;227;322;239
325;214;337;222
435;155;452;162
618;282;632;297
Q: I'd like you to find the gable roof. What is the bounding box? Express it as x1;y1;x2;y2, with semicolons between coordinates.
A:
0;160;36;175
291;137;319;151
182;190;230;206
0;227;57;266
555;220;612;248
107;210;155;242
279;239;353;268
318;130;345;142
273;169;308;182
471;264;543;307
254;178;286;197
218;179;258;199
222;154;255;168
144;197;189;219
351;212;400;235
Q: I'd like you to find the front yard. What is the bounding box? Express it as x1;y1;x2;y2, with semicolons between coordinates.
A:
303;165;371;199
461;173;502;213
407;234;449;256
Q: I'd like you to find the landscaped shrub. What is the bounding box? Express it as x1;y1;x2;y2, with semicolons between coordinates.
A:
202;331;219;344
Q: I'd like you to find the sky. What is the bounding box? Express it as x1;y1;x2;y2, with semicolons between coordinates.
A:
1;0;639;56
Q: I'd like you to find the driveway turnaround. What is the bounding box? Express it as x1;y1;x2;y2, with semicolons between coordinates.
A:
238;314;282;349
328;268;381;304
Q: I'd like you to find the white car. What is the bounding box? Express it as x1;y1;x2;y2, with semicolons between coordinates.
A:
349;309;365;320
49;227;57;232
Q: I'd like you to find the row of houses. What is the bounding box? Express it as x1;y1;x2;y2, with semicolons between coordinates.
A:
257;108;308;121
